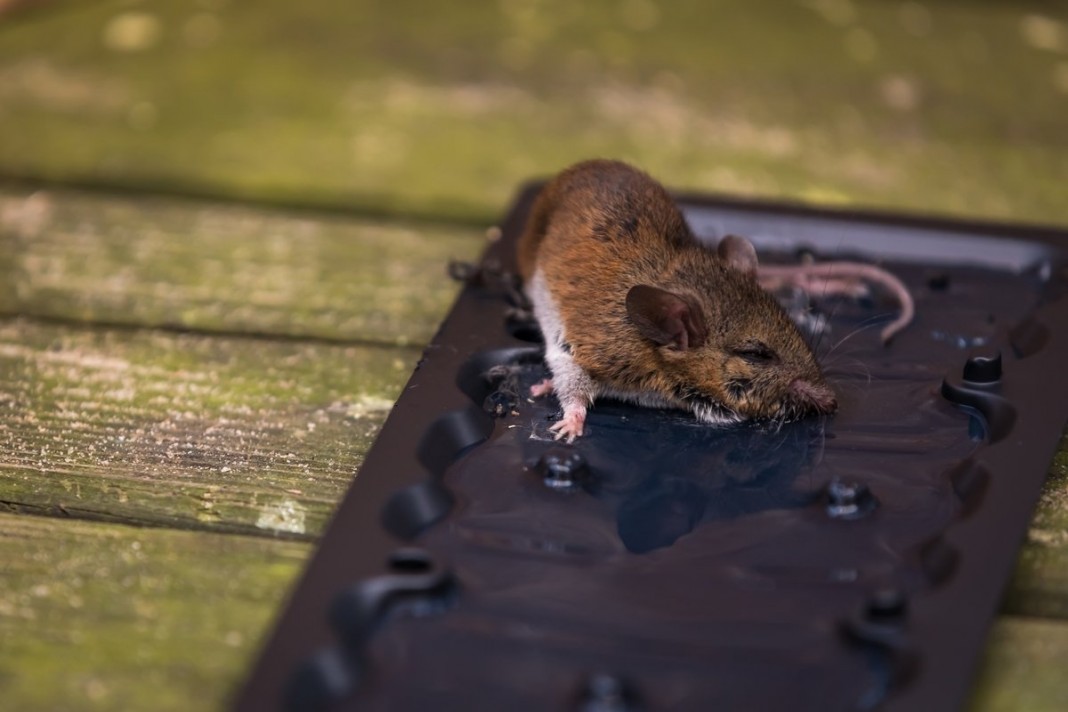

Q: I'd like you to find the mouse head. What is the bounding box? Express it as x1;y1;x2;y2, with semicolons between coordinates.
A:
625;235;837;423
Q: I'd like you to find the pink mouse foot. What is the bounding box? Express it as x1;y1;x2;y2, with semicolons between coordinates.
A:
530;378;554;398
549;407;586;443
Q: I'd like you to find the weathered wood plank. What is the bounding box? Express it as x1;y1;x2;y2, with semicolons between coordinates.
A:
971;616;1068;712
0;317;415;537
0;512;310;712
1;508;1066;712
0;188;482;345
0;1;1065;223
1003;433;1068;619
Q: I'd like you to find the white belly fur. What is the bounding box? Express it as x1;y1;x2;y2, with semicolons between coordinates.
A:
527;268;595;412
527;268;740;425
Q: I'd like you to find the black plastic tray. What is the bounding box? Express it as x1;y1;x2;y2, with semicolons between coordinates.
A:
235;186;1068;712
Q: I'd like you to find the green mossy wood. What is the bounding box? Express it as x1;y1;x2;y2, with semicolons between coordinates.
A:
0;0;1066;709
0;188;481;346
1;1;1067;223
0;513;310;712
0;317;415;538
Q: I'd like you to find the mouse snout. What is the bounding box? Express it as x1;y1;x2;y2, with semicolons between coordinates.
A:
790;378;837;414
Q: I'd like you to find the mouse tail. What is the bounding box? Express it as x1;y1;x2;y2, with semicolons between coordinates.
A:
758;261;914;344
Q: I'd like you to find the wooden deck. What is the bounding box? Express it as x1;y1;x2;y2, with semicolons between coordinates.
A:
1;1;1067;709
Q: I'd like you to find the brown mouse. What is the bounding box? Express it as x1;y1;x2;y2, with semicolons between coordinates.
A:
517;159;839;442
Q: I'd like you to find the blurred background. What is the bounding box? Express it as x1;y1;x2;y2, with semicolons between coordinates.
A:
1;1;1067;711
1;0;1066;224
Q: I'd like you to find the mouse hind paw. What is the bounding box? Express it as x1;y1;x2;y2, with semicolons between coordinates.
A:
530;378;555;398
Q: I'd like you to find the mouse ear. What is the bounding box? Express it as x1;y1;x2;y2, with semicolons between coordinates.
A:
626;285;707;351
717;234;759;278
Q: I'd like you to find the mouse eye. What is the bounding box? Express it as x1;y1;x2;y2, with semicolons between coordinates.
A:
732;342;778;365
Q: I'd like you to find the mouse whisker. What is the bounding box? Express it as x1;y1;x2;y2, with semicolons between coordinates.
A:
821;316;889;360
820;354;872;385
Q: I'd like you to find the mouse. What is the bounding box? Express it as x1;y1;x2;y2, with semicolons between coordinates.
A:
516;159;841;442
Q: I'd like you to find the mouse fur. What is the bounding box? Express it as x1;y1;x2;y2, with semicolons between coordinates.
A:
518;159;837;442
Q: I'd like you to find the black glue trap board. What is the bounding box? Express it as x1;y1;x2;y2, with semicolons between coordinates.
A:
235;185;1068;712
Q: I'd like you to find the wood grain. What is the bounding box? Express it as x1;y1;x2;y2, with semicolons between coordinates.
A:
0;318;416;537
2;510;1067;712
0;188;482;346
0;512;310;712
0;1;1065;224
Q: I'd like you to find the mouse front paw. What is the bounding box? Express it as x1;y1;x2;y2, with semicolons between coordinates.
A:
549;407;586;443
530;378;554;398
